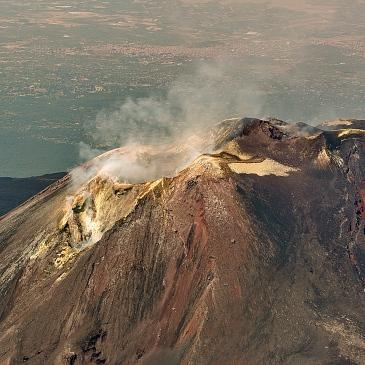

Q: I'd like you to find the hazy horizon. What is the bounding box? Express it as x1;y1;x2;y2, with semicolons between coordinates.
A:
1;0;365;177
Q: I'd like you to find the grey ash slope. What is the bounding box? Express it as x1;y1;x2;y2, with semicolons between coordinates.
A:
1;118;365;365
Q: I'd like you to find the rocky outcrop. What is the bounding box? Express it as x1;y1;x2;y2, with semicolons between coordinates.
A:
1;118;365;364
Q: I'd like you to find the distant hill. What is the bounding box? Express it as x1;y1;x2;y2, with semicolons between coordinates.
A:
0;172;66;216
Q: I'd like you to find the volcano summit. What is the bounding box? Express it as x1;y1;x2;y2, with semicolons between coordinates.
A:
1;118;365;364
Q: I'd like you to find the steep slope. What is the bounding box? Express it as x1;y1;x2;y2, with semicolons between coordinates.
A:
1;118;365;365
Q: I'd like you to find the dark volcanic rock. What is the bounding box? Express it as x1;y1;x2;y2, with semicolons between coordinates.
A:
1;119;365;364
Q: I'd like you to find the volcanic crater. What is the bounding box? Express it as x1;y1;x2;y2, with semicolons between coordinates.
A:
1;118;365;364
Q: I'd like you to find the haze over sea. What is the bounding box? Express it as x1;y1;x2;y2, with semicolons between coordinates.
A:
1;0;365;177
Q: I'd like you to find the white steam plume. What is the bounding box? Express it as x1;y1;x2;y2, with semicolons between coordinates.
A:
73;59;265;187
